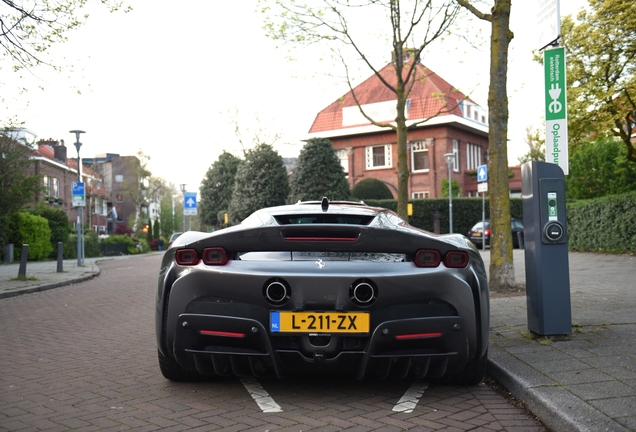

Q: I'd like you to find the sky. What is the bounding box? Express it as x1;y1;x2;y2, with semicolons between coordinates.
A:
3;0;587;194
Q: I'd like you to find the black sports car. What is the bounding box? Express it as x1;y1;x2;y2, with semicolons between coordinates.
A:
156;199;489;384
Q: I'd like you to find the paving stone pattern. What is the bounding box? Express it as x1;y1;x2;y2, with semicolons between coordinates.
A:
0;254;547;431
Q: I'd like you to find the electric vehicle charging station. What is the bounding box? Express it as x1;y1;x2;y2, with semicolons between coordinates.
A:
521;161;572;336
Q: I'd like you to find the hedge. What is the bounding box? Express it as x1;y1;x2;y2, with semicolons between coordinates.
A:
366;193;636;254
567;191;636;254
10;212;53;260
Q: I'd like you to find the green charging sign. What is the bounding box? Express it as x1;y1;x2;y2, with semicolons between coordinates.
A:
544;47;569;175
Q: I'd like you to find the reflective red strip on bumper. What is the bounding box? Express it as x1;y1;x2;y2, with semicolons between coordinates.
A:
199;330;245;338
395;332;443;340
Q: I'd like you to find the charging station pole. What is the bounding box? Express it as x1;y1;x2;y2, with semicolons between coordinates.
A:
522;161;571;335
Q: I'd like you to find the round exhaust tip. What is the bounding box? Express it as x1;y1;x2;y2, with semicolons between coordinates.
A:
350;279;377;305
264;279;290;305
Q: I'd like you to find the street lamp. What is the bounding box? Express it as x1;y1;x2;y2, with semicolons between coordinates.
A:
70;130;86;266
443;152;455;234
180;184;186;232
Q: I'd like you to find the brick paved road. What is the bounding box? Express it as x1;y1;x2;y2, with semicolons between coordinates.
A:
0;254;548;431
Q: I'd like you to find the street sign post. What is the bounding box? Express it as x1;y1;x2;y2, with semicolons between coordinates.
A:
544;46;569;175
184;192;197;216
72;182;85;207
476;164;488;251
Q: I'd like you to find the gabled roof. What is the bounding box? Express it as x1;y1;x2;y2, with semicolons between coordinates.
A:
308;60;487;137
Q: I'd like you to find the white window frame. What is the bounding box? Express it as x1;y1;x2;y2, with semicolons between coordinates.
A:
115;174;123;183
43;175;50;196
466;143;482;171
52;177;60;198
334;149;349;175
365;144;392;169
452;140;459;172
410;141;430;172
411;191;430;199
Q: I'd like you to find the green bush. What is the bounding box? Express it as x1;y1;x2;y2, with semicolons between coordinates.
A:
31;204;73;258
64;231;102;259
351;178;393;200
9;212;53;260
567;191;636;254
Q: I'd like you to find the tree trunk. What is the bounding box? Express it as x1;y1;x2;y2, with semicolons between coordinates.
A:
396;94;409;218
488;0;516;290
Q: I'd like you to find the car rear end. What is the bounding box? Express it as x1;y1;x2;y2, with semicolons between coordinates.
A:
156;203;489;382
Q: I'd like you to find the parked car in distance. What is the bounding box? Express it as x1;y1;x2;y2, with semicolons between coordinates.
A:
156;198;489;384
167;232;183;248
467;218;524;249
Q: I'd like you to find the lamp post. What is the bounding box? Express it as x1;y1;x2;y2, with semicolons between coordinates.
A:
180;184;186;232
443;153;455;234
70;130;86;265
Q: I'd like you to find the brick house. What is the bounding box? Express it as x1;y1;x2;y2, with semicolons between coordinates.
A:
30;139;111;234
83;153;146;234
307;53;490;199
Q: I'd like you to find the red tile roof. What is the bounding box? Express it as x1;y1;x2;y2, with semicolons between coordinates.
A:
309;61;476;134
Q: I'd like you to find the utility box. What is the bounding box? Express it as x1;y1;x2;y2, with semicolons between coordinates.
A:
522;161;572;335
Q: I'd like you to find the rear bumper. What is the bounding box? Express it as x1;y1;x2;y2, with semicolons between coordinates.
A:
173;313;471;379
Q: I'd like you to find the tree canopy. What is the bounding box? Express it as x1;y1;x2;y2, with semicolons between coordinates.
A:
0;130;43;218
199;151;241;228
1;0;129;72
288;138;350;203
562;0;636;161
228;144;289;224
262;0;460;218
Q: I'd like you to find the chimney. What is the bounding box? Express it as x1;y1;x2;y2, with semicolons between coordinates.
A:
391;47;421;64
54;139;68;163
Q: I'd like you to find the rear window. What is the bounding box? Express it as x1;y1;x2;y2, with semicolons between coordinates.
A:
274;214;374;225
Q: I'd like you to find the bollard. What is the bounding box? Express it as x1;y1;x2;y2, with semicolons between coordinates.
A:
57;242;64;273
18;244;28;279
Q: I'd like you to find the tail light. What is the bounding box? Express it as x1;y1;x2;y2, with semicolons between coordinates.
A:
414;249;441;268
202;247;228;265
485;229;491;237
444;251;469;268
175;249;198;265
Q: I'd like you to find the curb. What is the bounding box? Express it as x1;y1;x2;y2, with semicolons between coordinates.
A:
488;344;628;432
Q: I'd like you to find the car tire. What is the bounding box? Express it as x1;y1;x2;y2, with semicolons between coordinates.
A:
158;350;209;382
438;350;488;386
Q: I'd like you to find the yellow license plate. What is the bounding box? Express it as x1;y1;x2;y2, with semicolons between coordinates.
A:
270;311;370;334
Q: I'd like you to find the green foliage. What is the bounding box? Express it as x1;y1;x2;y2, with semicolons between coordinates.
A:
146;219;153;243
64;231;102;259
439;178;461;198
199;152;241;228
562;0;636;160
9;212;53;260
159;195;176;239
288;138;350;202
31;203;72;258
566;138;636;199
567;191;636;254
0;131;43;221
228;144;290;224
518;127;546;165
2;0;130;73
351;178;393;200
153;217;160;239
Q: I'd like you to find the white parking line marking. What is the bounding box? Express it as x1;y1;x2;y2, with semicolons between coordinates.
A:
240;378;283;413
392;381;429;413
